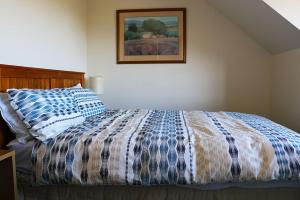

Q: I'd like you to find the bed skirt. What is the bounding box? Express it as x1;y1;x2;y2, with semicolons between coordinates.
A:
18;184;300;200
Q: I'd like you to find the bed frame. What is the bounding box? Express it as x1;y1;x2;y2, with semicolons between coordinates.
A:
0;64;300;200
0;64;85;149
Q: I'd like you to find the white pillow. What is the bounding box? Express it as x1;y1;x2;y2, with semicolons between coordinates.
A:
0;93;30;139
72;83;82;88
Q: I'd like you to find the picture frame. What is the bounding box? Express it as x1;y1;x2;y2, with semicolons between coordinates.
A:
116;8;186;64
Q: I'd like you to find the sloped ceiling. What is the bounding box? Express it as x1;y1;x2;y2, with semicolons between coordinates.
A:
207;0;300;54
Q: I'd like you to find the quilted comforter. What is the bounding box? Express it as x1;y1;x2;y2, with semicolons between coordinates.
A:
32;110;300;185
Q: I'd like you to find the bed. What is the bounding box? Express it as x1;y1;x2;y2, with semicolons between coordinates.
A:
0;64;300;200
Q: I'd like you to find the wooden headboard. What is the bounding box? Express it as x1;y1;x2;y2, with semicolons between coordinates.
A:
0;64;85;149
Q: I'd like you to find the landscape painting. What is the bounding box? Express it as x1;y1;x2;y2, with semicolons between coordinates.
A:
124;16;179;56
117;9;186;64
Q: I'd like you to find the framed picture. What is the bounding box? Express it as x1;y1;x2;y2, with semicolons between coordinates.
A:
116;8;186;64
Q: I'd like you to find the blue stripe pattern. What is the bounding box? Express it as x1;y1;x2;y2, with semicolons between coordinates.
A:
34;111;118;184
69;88;106;118
31;111;300;186
8;89;73;126
227;112;300;179
131;110;189;185
8;88;85;141
205;112;241;179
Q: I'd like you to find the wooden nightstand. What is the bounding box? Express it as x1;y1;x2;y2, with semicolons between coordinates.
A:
0;150;17;200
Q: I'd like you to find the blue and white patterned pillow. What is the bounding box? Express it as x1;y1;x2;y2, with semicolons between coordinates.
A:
69;88;106;118
7;88;85;142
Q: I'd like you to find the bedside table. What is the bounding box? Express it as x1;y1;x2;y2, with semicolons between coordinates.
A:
0;150;17;200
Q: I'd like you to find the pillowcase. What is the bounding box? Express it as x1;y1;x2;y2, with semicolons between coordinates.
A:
0;93;30;139
72;83;82;88
0;83;82;142
69;88;106;118
7;88;85;142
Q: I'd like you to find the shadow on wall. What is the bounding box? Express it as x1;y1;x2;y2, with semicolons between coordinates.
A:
271;49;300;133
223;61;271;117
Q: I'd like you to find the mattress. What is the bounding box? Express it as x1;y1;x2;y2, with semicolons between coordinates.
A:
9;110;300;188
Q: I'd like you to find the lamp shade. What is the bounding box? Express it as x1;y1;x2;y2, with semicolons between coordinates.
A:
89;76;104;94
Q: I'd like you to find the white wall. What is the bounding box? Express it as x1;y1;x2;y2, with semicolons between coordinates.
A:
263;0;300;30
271;48;300;132
0;0;87;72
87;0;272;116
2;0;298;131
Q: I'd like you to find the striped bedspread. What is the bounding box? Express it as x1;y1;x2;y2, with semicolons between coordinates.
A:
31;110;300;185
